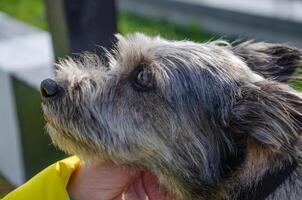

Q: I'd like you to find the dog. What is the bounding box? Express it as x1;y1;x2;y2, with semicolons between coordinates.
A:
40;33;302;200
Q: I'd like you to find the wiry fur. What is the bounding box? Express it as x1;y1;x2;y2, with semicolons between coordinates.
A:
231;40;302;82
42;33;302;200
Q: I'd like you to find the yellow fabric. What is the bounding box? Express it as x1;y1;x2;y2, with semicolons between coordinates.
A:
3;156;80;200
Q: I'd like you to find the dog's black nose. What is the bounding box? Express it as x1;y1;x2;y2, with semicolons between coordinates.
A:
40;79;61;98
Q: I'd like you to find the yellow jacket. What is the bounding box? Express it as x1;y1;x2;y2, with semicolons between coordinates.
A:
3;156;80;200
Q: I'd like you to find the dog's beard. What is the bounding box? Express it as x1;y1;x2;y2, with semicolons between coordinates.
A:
47;124;176;200
44;116;177;200
46;124;90;156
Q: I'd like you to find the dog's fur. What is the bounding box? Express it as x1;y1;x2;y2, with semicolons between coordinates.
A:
42;33;302;200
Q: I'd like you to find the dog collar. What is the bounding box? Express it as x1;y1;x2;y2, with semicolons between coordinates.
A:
236;160;298;200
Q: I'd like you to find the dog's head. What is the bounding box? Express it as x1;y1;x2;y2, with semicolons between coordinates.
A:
41;33;302;199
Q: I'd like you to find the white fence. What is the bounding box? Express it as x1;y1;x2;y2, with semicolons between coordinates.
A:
0;12;56;186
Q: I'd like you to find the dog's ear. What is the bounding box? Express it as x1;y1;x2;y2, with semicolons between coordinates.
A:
231;81;302;151
231;41;302;82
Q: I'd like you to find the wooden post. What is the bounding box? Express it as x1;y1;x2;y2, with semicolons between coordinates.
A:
45;0;117;58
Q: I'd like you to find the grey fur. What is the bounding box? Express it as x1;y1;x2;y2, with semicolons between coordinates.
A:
231;40;302;82
42;33;302;200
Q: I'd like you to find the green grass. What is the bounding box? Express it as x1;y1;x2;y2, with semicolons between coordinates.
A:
289;68;302;91
0;0;47;30
118;12;213;42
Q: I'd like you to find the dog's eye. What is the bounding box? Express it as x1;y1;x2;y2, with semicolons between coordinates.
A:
136;69;152;87
132;65;154;91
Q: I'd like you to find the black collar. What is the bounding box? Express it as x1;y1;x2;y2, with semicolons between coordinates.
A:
235;160;298;200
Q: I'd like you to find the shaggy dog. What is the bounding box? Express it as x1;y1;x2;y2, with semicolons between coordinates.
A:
41;33;302;200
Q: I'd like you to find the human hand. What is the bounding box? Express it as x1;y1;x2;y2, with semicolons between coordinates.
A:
67;162;173;200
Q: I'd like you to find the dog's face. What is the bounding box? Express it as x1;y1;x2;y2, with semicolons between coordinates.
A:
41;33;302;199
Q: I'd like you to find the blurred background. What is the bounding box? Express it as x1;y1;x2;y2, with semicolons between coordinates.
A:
0;0;302;197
